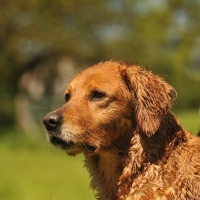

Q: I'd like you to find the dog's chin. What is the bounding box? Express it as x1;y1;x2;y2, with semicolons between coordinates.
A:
49;136;97;156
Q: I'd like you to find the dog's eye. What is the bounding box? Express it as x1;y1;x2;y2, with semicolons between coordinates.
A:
90;90;106;100
65;93;70;102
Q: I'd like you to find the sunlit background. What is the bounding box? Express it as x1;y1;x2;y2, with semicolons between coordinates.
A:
0;1;200;200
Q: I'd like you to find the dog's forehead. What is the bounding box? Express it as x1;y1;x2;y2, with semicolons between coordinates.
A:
67;64;122;92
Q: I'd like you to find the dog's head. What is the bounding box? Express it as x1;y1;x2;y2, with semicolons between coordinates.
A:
43;61;176;155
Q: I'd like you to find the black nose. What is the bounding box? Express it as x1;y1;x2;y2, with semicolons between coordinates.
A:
43;113;62;131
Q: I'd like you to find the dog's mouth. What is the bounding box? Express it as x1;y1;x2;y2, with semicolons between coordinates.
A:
50;136;74;150
50;136;97;152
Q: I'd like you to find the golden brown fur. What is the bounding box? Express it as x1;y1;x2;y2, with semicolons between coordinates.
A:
43;60;200;200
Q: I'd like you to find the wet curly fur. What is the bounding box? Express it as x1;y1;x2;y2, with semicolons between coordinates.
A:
44;61;200;200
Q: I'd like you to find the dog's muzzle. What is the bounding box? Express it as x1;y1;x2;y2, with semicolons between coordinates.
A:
43;112;97;152
43;112;71;149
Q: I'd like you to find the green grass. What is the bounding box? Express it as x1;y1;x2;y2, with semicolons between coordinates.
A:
0;109;199;200
0;135;95;200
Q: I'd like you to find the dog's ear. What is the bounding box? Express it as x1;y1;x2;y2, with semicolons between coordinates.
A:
121;65;176;137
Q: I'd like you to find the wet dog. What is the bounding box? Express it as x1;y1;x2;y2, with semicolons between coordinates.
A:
43;60;200;200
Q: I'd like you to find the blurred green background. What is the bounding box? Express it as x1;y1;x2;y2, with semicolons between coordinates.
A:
0;0;200;199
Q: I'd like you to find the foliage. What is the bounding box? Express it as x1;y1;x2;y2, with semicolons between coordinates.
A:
0;0;200;130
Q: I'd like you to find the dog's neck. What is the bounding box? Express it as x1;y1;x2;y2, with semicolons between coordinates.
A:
84;112;186;200
84;133;133;200
85;133;142;200
85;151;122;200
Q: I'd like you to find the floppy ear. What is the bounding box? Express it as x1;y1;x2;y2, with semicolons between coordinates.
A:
122;65;176;137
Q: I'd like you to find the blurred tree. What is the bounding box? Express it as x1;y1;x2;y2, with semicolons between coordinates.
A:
0;0;199;131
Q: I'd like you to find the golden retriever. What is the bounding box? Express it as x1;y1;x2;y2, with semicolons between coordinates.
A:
43;60;200;200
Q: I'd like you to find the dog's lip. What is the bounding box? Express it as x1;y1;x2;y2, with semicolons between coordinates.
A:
50;136;74;150
50;136;97;152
